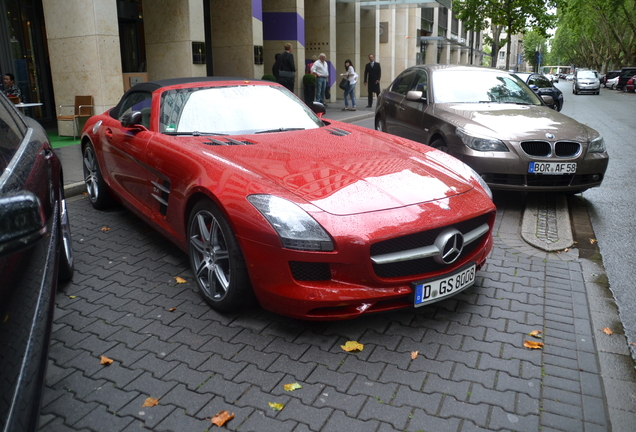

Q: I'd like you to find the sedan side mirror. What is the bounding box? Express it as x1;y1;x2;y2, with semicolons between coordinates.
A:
120;111;143;128
406;90;426;102
0;192;46;257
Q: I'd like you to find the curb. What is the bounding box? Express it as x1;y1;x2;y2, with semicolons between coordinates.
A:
64;181;86;199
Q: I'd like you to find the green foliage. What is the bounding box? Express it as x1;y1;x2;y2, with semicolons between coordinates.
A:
453;0;559;69
522;29;549;70
261;74;277;82
302;73;316;86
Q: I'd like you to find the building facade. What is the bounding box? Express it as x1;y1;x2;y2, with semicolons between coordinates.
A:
0;0;484;135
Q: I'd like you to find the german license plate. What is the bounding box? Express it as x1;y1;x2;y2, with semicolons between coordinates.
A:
528;162;577;175
413;264;476;306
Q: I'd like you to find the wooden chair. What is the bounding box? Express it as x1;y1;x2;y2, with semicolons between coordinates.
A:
8;96;20;104
57;95;94;139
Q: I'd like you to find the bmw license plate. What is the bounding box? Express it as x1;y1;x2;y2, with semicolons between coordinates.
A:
413;264;476;307
528;162;577;175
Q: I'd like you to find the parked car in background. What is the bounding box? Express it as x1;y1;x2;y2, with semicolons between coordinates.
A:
616;67;636;90
0;94;74;431
551;74;560;83
601;70;621;87
375;65;609;194
624;75;636;92
80;77;496;320
566;74;574;81
514;72;564;111
606;76;620;89
573;69;600;94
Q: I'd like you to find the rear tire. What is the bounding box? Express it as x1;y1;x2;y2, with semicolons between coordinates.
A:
82;142;111;209
188;199;254;312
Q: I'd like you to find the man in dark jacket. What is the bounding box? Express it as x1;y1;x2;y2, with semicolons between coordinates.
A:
276;43;296;92
363;54;381;108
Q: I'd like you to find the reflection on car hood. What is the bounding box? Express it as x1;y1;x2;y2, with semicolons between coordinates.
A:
201;126;474;216
436;103;590;142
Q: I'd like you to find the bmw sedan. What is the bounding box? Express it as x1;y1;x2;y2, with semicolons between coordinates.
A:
0;94;74;431
375;65;609;193
80;77;496;320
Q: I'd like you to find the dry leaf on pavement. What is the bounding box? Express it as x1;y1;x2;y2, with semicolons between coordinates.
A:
590;238;597;244
268;402;284;411
529;330;543;339
100;355;114;366
168;307;177;312
603;327;613;335
523;340;544;349
411;351;419;360
340;341;364;352
174;276;186;284
142;397;159;407
283;383;302;391
101;226;111;231
211;410;234;426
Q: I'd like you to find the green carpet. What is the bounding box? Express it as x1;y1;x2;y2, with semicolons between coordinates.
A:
48;131;80;149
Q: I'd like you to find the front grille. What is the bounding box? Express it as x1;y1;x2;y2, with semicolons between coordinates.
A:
289;261;331;281
370;214;489;279
555;141;581;157
521;141;551;157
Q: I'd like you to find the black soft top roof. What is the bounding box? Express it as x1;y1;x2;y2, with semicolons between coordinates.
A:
110;76;254;119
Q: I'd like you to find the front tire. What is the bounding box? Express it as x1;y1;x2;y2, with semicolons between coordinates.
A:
375;116;385;132
188;200;254;312
83;142;110;209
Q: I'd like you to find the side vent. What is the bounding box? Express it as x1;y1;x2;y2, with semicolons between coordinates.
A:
204;138;255;146
151;180;171;216
326;128;351;136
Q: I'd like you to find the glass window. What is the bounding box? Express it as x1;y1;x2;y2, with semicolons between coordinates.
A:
529;75;552;88
0;98;27;176
118;91;153;128
410;70;428;93
390;70;417;96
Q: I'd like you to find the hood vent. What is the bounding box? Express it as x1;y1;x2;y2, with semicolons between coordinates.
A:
326;128;350;136
204;138;255;146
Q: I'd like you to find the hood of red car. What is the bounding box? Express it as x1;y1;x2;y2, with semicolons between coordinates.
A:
203;126;474;216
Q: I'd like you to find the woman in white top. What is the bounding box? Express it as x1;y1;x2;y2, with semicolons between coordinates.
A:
340;59;358;111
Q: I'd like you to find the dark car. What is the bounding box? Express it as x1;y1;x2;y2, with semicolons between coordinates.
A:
617;67;636;90
515;72;564;111
375;65;609;194
0;94;73;431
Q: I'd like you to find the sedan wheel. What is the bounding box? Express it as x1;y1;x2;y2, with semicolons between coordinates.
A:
82;142;110;209
375;116;384;132
188;200;253;312
57;184;74;282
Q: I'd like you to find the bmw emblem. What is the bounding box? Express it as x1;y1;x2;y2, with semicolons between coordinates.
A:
545;133;555;139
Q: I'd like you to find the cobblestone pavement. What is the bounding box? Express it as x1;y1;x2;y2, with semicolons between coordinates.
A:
39;193;636;432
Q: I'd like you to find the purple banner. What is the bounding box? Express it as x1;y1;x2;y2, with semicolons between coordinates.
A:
263;12;305;46
252;0;262;21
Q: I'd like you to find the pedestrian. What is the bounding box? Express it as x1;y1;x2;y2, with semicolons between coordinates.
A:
363;54;381;108
311;53;329;105
1;73;21;102
340;59;358;111
276;43;296;92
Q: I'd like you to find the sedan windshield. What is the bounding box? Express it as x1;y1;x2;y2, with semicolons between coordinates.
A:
432;70;542;105
160;85;323;135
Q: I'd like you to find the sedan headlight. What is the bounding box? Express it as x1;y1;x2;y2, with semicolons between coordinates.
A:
247;195;334;251
589;135;606;153
456;128;509;152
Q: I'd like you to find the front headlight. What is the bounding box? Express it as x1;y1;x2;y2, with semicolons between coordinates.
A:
589;135;606;153
456;128;509;152
247;195;334;251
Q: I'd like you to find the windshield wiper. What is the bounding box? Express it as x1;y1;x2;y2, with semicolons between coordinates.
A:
163;131;228;136
255;127;305;134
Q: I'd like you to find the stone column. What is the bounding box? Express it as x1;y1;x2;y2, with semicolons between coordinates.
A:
336;1;359;101
378;7;396;88
305;0;335;101
360;6;378;81
144;0;206;80
42;0;123;135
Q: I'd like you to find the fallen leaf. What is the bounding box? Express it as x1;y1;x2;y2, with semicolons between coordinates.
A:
3;314;8;323
69;295;76;299
630;342;636;346
101;226;111;231
411;351;419;360
283;383;302;392
268;402;284;411
174;276;186;284
340;341;364;352
211;410;234;426
529;330;543;339
523;340;544;349
590;238;597;244
100;355;114;366
142;397;159;407
564;248;569;252
168;307;177;312
603;327;613;335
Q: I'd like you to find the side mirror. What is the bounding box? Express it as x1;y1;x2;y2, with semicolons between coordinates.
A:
541;95;555;106
0;192;46;257
406;90;426;102
529;85;539;92
120;111;143;128
311;101;326;116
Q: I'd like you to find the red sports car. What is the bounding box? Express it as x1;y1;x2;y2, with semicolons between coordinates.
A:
81;77;496;320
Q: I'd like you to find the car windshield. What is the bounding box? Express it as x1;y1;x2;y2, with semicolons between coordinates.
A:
432;70;542;105
159;85;323;135
577;71;597;79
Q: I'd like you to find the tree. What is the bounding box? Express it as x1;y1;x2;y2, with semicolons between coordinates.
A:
452;0;559;69
522;29;549;71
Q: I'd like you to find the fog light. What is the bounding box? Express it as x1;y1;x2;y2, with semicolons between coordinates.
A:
592;174;600;181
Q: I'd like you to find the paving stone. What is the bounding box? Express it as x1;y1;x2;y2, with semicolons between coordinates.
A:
162;363;213;391
263;337;311;360
130;352;180;379
275;397;333;431
159;383;215;414
235;409;297;432
233;345;280;370
135;335;181;358
196;373;251;403
391;385;442;414
313;386;367;417
124;371;178;398
348;374;398;403
440;396;490;428
495;372;541;399
83;382;140;412
340;354;386;381
40;392;100;427
541;411;584;431
73;404;134;432
198;336;244;359
358;397;412;430
36;417;92;432
230;327;275;350
117;395;177;430
407;356;453;379
52;369;107;399
423;373;470;402
488;406;539;432
166;327;212;351
407;408;461;432
321;409;380;432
